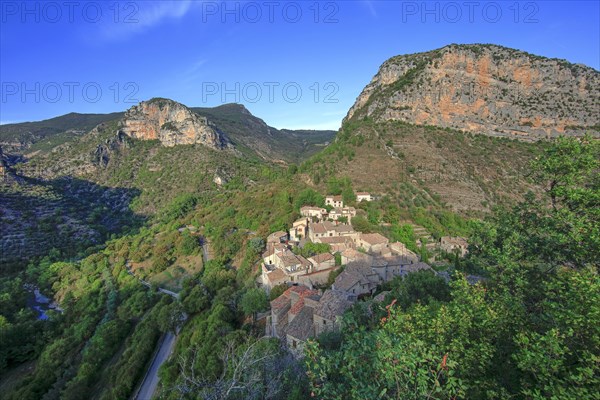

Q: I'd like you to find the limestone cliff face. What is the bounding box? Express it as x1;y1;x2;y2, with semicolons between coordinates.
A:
119;98;228;148
346;44;600;139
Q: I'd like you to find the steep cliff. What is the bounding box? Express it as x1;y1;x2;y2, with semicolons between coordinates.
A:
346;44;599;139
119;98;229;148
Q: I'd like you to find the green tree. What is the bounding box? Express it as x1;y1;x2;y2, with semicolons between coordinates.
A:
240;288;268;323
247;237;265;255
269;284;288;301
305;136;600;399
294;188;325;210
383;270;451;309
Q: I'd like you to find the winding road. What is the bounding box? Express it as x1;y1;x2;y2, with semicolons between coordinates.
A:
135;332;177;400
132;236;210;399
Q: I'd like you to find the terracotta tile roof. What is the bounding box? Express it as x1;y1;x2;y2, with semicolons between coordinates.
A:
326;195;343;201
267;231;288;242
334;224;355;234
310;252;334;264
310;221;336;234
266;268;287;283
289;288;319;315
341;248;358;257
319;236;352;245
310;223;328;234
288;285;313;295
270;292;291;312
262;243;288;259
290;298;305;314
359;233;389;245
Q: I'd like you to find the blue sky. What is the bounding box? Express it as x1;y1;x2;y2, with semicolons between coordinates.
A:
1;1;598;129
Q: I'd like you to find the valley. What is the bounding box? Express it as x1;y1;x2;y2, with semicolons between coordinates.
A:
1;43;598;400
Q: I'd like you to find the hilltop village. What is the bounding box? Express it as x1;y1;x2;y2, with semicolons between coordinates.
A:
259;193;469;353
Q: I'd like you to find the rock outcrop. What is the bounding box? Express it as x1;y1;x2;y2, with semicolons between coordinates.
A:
119;98;228;148
345;44;600;139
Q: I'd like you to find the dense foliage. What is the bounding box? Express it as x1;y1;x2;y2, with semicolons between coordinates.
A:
2;111;594;400
305;135;600;399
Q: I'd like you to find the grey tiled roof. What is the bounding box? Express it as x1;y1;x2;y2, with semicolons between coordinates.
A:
286;306;315;341
314;289;355;320
333;267;366;291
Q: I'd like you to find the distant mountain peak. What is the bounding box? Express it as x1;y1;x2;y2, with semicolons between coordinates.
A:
346;43;600;139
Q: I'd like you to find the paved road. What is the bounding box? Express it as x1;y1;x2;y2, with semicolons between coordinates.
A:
128;237;207;399
135;331;177;400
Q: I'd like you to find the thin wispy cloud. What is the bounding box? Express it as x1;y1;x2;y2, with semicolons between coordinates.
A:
362;1;378;18
181;58;209;83
98;1;197;41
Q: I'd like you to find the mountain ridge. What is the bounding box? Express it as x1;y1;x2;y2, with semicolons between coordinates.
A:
0;101;336;164
345;43;600;140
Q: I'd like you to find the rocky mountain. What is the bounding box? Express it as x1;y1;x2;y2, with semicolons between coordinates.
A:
0;112;123;153
119;98;229;149
0;101;335;164
191;104;335;164
346;44;600;140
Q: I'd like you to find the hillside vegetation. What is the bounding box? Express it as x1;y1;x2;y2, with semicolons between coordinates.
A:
301;119;542;213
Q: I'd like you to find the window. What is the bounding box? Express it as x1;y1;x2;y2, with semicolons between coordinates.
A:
292;340;297;349
323;319;326;325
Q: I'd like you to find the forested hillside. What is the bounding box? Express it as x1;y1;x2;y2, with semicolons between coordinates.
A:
2;132;597;399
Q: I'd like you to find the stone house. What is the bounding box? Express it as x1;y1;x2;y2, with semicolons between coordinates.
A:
268;286;357;354
340;248;372;265
296;266;337;288
316;236;355;253
356;192;372;202
333;223;358;239
356;233;390;254
300;206;327;220
289;218;309;242
261;244;312;290
369;258;432;282
262;243;288;265
267;231;288;244
308;221;337;242
440;236;469;257
277;253;311;276
287;306;315;354
389;242;420;263
266;286;319;338
328;206;357;222
313;289;356;336
332;261;381;296
308;252;336;271
261;267;288;293
325;195;344;208
266;286;320;354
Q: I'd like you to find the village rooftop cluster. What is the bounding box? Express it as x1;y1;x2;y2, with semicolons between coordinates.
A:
260;193;469;353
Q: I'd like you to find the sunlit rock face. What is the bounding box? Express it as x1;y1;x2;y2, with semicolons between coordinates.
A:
119;98;227;148
345;44;600;140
